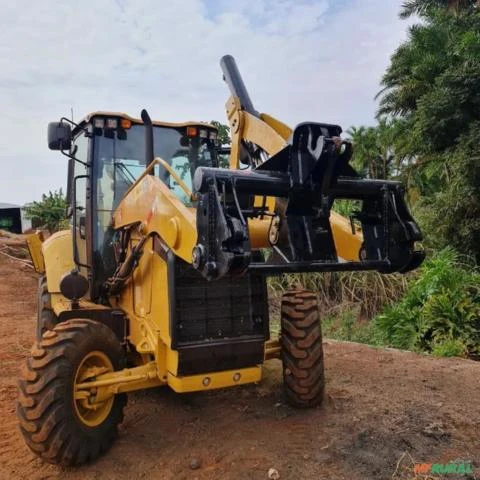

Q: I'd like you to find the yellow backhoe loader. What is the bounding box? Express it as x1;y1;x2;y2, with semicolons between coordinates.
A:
18;55;424;465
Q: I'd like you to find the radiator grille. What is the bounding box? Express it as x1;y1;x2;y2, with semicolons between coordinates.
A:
174;260;268;344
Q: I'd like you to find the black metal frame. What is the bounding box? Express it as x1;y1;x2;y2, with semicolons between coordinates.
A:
59;117;89;166
65;123;96;299
192;149;424;280
191;57;424;281
72;174;91;270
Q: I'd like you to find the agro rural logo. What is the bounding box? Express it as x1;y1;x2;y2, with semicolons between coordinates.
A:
414;461;474;475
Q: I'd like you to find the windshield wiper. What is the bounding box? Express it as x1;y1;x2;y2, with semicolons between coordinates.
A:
115;162;136;184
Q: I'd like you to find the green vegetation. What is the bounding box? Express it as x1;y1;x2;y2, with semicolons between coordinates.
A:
24;189;68;233
346;119;401;180
271;250;479;359
269;270;408;319
210;120;231;147
276;0;480;358
322;312;377;345
373;1;480;261
210;120;231;168
375;249;480;356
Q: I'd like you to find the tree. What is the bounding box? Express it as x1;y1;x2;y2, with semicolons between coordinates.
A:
210;120;231;146
376;21;451;117
210;120;231;168
375;1;480;260
415;122;480;257
24;190;68;233
346;118;403;180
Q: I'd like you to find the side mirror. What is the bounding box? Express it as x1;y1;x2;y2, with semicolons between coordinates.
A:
48;122;72;150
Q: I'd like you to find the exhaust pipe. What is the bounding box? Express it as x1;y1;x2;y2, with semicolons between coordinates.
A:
141;109;154;167
220;55;259;118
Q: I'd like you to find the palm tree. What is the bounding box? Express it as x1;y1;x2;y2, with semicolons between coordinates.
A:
376;23;450;116
400;0;479;18
346;120;397;180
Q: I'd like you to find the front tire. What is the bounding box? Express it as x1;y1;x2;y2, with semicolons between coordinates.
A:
17;319;127;465
280;290;325;408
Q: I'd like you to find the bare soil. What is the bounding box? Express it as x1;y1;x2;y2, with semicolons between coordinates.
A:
0;253;479;480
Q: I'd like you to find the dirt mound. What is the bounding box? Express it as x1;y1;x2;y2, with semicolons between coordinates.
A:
0;253;478;479
0;229;32;264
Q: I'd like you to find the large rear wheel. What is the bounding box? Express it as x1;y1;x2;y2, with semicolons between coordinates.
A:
17;319;127;465
280;290;325;408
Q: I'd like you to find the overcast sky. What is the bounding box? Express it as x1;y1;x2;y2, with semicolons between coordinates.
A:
0;0;411;205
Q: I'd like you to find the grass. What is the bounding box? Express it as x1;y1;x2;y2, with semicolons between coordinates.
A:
322;310;378;345
268;269;409;319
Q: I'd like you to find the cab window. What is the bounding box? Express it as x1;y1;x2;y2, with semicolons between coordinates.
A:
170;155;193;206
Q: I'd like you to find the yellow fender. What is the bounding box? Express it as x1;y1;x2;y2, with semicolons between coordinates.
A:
41;230;74;293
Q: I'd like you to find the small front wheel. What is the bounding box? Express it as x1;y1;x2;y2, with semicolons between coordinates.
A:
17;319;127;465
280;290;325;408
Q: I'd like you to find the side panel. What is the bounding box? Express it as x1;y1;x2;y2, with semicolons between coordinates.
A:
43;230;74;293
133;245;153;316
114;235;175;378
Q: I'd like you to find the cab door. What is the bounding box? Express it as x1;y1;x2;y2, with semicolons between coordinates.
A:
70;131;90;284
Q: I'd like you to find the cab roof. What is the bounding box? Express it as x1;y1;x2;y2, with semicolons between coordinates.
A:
80;111;217;130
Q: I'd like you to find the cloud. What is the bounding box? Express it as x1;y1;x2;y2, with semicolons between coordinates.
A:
0;0;410;204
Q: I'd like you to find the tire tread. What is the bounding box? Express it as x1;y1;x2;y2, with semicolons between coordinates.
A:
280;290;325;408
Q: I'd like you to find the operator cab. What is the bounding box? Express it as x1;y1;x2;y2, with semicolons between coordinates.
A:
48;112;219;300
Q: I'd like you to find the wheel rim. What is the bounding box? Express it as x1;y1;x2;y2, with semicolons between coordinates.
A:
74;351;114;427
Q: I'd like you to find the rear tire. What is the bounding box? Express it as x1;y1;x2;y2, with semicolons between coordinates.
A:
280;290;325;408
17;319;127;465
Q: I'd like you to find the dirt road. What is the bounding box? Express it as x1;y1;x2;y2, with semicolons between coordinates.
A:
0;253;479;479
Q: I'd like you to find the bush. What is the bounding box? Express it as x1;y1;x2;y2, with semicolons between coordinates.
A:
374;248;480;357
431;338;466;357
24;190;68;233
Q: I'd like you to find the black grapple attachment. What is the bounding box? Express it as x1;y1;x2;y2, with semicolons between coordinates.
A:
191;57;424;281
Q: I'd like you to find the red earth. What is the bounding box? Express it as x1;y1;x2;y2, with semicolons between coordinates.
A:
0;253;479;480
